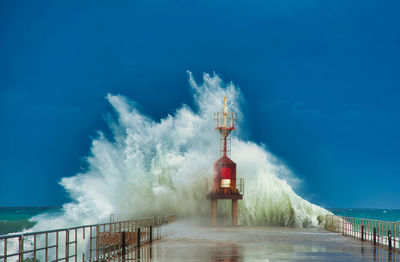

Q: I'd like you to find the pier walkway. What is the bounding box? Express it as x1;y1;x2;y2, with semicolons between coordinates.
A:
138;222;399;261
2;215;399;261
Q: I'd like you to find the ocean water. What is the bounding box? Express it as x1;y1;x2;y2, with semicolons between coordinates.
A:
0;207;60;235
329;208;400;222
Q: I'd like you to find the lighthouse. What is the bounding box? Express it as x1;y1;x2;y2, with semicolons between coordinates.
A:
207;97;243;226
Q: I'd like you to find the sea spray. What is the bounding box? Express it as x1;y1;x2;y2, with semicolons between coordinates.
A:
31;72;329;232
1;72;330;261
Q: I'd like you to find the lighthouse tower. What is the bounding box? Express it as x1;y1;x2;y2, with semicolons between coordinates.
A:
207;97;243;226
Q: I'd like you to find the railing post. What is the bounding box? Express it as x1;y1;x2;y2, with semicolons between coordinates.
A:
388;230;392;251
136;227;141;260
395;224;397;249
150;226;153;243
137;227;141;248
121;231;126;262
56;231;59;261
18;235;23;262
65;230;69;261
4;238;7;262
325;215;327;230
33;234;36;261
378;221;380;244
96;225;100;261
353;218;358;239
73;229;77;262
373;227;377;245
361;225;364;241
341;217;343;235
89;227;93;261
45;232;48;262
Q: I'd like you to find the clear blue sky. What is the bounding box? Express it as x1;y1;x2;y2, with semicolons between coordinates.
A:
0;0;399;208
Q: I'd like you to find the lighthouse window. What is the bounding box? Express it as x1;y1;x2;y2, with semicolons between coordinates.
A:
221;179;231;188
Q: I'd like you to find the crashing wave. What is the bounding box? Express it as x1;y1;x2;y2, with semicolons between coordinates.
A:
28;71;329;231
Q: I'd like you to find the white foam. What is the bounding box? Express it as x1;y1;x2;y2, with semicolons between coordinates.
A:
28;71;329;232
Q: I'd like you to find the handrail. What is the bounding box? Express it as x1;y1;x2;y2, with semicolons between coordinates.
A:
0;215;176;261
326;214;400;253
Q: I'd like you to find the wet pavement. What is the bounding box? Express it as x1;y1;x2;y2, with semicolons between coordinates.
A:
133;222;399;261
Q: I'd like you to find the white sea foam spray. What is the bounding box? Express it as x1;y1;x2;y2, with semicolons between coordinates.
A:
29;71;329;231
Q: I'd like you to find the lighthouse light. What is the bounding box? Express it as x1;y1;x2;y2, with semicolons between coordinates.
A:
221;179;231;188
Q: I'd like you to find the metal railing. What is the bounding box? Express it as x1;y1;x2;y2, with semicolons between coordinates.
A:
0;215;177;262
214;112;237;130
326;214;400;252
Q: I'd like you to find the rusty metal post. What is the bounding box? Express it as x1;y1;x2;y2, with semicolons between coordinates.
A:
373;227;377;245
56;231;59;262
137;228;141;248
395;224;397;250
388;230;392;251
211;199;217;226
150;245;153;259
18;236;23;262
136;247;141;260
325;215;328;230
4;238;7;262
75;229;77;262
232;199;238;226
89;227;93;261
33;234;36;261
121;231;126;262
96;225;100;261
377;221;380;244
44;232;49;261
136;227;141;261
149;226;153;243
341;217;343;235
361;225;364;241
65;230;69;261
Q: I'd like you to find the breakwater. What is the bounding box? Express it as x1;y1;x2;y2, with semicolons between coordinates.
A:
0;215;176;262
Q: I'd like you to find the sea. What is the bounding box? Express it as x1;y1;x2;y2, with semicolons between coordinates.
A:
0;207;61;235
0;207;399;235
329;208;400;222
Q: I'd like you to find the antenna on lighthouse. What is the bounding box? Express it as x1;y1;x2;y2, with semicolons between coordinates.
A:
223;97;228;127
214;97;237;157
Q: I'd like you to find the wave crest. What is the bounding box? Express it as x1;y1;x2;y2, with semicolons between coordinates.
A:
30;71;328;231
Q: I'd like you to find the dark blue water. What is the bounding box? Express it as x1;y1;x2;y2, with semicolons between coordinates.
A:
0;207;61;235
329;208;400;222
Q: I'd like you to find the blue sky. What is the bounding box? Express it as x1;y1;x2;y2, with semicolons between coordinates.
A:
0;0;399;208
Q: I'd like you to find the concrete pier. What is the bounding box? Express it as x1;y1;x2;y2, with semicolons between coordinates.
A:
138;223;399;261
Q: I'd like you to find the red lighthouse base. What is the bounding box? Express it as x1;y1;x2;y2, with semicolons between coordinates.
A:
207;154;242;226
